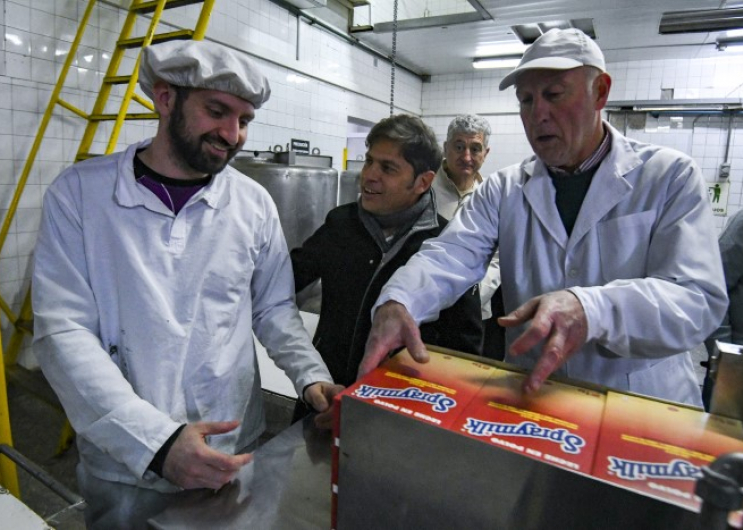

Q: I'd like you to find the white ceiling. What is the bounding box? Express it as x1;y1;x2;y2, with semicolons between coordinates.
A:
344;0;743;76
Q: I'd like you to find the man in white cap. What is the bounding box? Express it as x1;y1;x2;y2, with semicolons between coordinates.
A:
360;28;727;407
32;40;342;528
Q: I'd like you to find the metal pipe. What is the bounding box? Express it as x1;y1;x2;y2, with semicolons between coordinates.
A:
695;452;743;530
647;110;743;117
724;114;735;163
296;14;301;61
0;444;85;509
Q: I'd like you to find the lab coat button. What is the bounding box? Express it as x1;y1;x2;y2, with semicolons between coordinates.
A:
568;268;579;278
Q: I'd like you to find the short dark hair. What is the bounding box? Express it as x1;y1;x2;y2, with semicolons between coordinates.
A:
172;84;193;101
366;114;442;177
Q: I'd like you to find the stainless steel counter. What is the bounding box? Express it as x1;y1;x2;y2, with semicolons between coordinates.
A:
336;398;703;530
148;417;333;529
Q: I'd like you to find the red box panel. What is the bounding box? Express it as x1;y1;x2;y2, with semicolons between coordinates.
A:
593;391;743;524
451;369;605;474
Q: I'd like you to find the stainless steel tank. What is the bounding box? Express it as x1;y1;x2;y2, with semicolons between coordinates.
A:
230;152;338;250
338;170;361;205
339;159;363;206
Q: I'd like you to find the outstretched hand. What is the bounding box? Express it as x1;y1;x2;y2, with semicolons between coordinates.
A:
162;421;252;490
358;301;427;378
498;290;588;394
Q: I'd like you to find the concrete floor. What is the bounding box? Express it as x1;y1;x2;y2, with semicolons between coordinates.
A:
6;377;296;529
7;380;85;529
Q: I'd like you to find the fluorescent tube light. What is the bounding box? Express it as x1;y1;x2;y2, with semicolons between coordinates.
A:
475;42;527;57
472;56;521;69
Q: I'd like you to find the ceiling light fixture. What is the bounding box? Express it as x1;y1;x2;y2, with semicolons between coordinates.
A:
472;55;521;70
511;19;595;44
475;41;526;57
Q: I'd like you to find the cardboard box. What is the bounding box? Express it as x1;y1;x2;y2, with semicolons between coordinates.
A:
333;347;743;529
453;369;605;474
341;348;496;429
330;348;496;530
592;391;743;524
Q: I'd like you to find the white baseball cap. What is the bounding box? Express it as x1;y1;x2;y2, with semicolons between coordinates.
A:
139;40;271;109
499;28;605;91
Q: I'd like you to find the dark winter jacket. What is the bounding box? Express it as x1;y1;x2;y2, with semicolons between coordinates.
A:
291;201;483;387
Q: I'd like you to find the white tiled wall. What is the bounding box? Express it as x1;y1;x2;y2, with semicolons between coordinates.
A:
608;56;743;233
421;54;743;234
0;0;422;365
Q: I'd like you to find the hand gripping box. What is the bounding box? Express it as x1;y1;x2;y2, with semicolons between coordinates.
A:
592;391;743;526
452;369;605;474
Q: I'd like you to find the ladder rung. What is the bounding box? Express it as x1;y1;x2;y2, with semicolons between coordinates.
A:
104;75;132;85
133;0;207;14
15;318;33;335
89;112;159;121
118;30;195;49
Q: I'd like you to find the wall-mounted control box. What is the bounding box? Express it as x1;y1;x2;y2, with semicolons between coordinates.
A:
720;162;731;179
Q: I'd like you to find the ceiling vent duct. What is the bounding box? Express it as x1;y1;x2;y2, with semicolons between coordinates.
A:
659;8;743;34
511;19;595;45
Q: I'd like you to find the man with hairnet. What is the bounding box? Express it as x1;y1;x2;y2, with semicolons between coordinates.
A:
31;40;342;528
360;28;726;407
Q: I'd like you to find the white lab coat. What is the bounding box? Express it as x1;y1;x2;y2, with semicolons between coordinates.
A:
375;124;727;405
32;140;332;491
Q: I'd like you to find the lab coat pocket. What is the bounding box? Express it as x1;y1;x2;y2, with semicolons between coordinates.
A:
597;210;655;282
199;265;252;343
627;354;702;406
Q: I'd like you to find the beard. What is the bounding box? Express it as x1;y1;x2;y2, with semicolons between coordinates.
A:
167;96;240;175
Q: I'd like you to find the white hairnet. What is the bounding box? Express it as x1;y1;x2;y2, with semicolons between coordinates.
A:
139;40;271;108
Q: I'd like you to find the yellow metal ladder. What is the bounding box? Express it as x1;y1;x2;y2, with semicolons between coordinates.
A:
0;0;215;499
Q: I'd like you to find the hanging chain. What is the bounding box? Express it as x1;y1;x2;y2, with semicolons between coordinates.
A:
390;0;398;116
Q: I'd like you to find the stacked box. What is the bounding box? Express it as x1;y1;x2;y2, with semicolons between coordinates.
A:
341;348;497;428
592;391;743;524
330;348;496;530
452;370;605;474
333;347;743;528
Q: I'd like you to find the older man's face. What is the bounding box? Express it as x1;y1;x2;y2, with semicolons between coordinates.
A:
444;132;489;183
515;67;607;171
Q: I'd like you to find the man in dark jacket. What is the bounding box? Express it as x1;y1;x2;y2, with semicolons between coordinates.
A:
291;114;483;418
